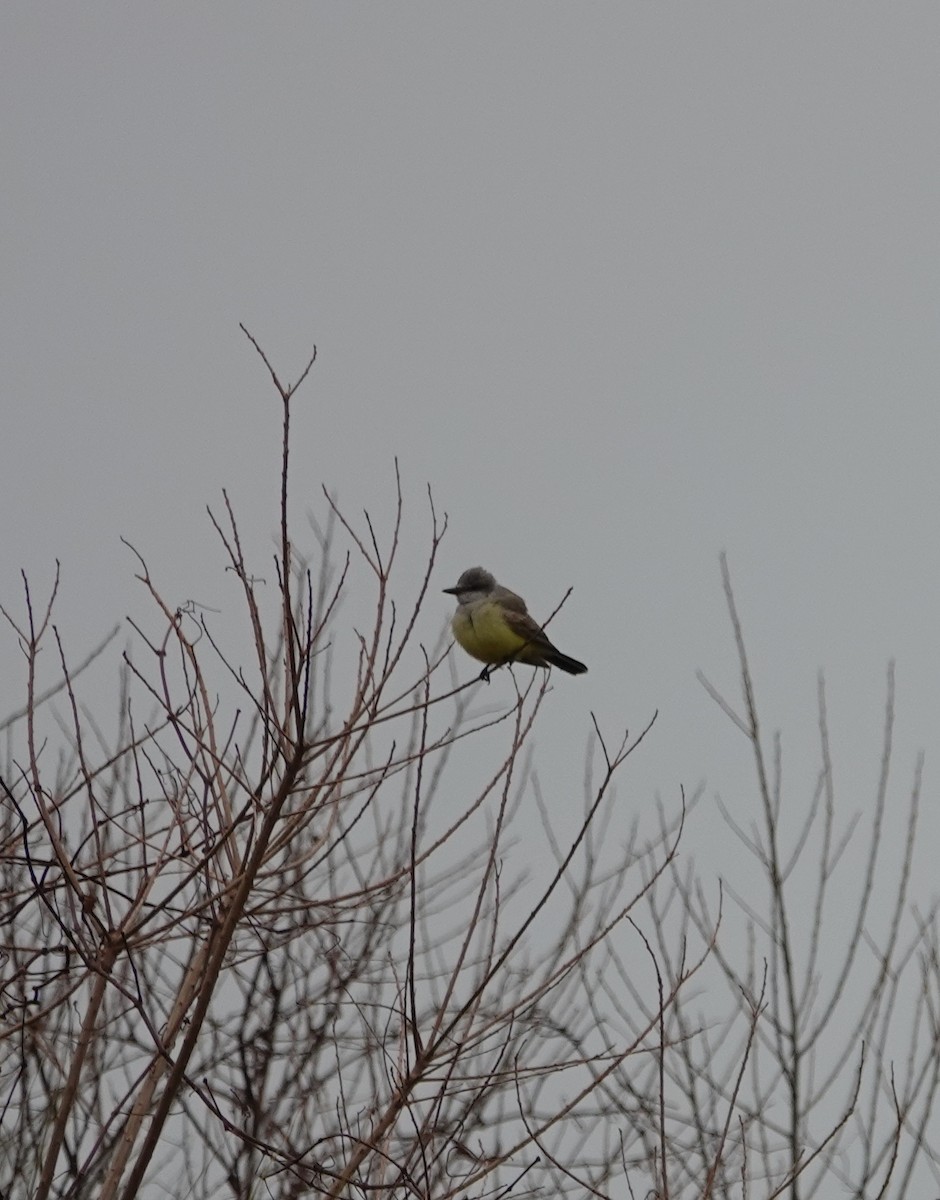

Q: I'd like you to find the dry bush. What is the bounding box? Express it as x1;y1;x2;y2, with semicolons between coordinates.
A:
1;335;937;1200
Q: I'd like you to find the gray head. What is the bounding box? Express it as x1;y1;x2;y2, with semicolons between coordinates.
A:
443;567;496;603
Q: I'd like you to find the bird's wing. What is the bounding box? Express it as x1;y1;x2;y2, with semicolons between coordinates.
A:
501;606;554;649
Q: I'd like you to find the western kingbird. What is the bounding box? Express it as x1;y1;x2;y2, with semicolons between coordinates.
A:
443;567;587;679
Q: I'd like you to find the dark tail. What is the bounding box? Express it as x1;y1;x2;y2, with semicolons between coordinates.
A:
548;649;588;675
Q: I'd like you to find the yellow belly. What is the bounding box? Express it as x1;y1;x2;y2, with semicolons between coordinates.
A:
452;603;528;664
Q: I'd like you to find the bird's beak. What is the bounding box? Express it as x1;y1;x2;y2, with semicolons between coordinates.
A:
442;585;460;595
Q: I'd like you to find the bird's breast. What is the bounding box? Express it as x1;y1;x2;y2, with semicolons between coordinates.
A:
452;602;528;663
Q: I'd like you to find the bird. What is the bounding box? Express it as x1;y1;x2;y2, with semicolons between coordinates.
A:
443;567;587;681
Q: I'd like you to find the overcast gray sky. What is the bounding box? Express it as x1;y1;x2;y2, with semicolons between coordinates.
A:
4;0;939;1055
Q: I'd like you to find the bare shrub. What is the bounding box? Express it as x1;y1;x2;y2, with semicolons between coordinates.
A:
1;336;937;1200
